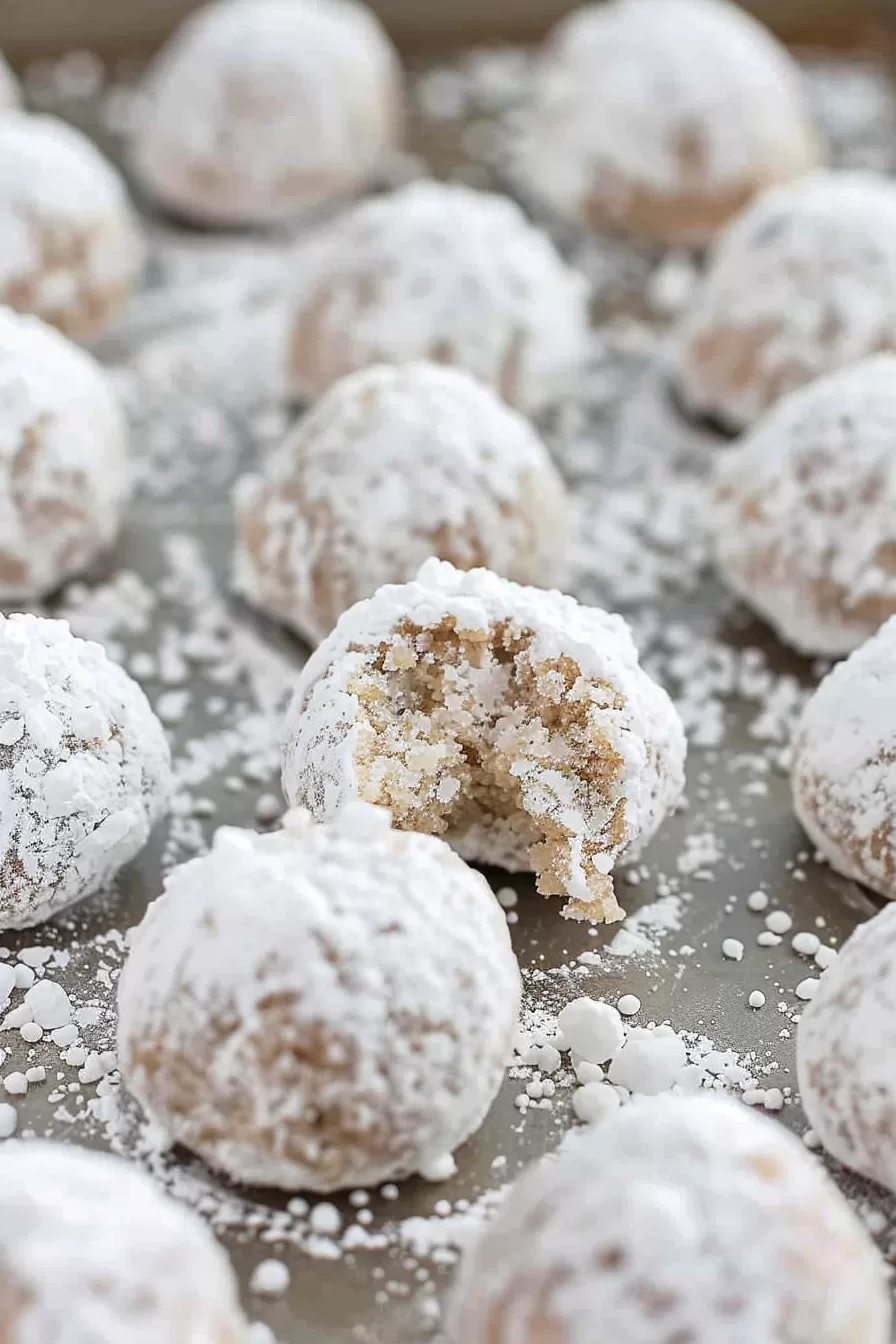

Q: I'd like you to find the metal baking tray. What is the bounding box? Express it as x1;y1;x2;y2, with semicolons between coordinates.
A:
1;32;896;1344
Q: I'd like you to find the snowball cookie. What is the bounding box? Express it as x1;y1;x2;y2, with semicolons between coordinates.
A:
792;617;896;899
518;0;817;247
0;113;143;341
0;52;19;111
0;1140;246;1344
131;0;402;227
0;309;129;600
282;559;686;923
118;805;520;1191
673;171;896;431
0;613;172;931
798;902;896;1195
712;357;896;657
233;362;569;645
449;1094;889;1344
285;180;590;413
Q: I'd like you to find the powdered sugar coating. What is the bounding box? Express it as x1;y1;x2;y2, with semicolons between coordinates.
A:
0;1140;246;1344
0;53;19;111
673;171;896;430
117;805;520;1191
285;180;590;414
282;559;686;922
0;112;143;340
449;1094;889;1344
0;612;172;930
131;0;402;226
798;902;896;1194
517;0;816;246
712;356;896;656
792;617;896;897
0;308;129;599
233;362;569;646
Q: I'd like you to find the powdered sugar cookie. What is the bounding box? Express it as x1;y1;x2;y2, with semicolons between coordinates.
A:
798;902;896;1194
517;0;816;247
792;617;896;899
233;362;569;645
285;180;590;413
0;308;129;599
0;53;19;110
0;1140;246;1344
449;1094;889;1344
118;805;520;1191
282;559;686;923
712;357;896;656
0;612;172;931
0;113;143;340
132;0;402;226
673;171;896;430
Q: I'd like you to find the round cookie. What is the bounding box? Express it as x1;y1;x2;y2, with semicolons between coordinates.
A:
131;0;402;226
792;616;896;899
285;179;590;414
712;356;896;656
449;1094;890;1344
281;558;686;923
517;0;817;247
0;112;143;340
0;52;19;110
0;1140;246;1344
0;308;130;599
798;902;896;1194
233;361;569;645
118;804;520;1192
0;612;172;931
673;171;896;430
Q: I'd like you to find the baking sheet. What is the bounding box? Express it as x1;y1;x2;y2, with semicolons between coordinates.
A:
2;44;896;1344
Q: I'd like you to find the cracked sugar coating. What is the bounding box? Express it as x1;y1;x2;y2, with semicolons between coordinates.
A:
282;559;686;922
518;0;816;247
117;805;521;1192
712;357;896;656
798;902;896;1195
0;1140;246;1344
0;113;143;340
792;617;896;899
0;612;172;931
285;180;590;414
0;308;130;599
233;362;569;646
448;1094;890;1344
672;171;896;430
131;0;402;226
